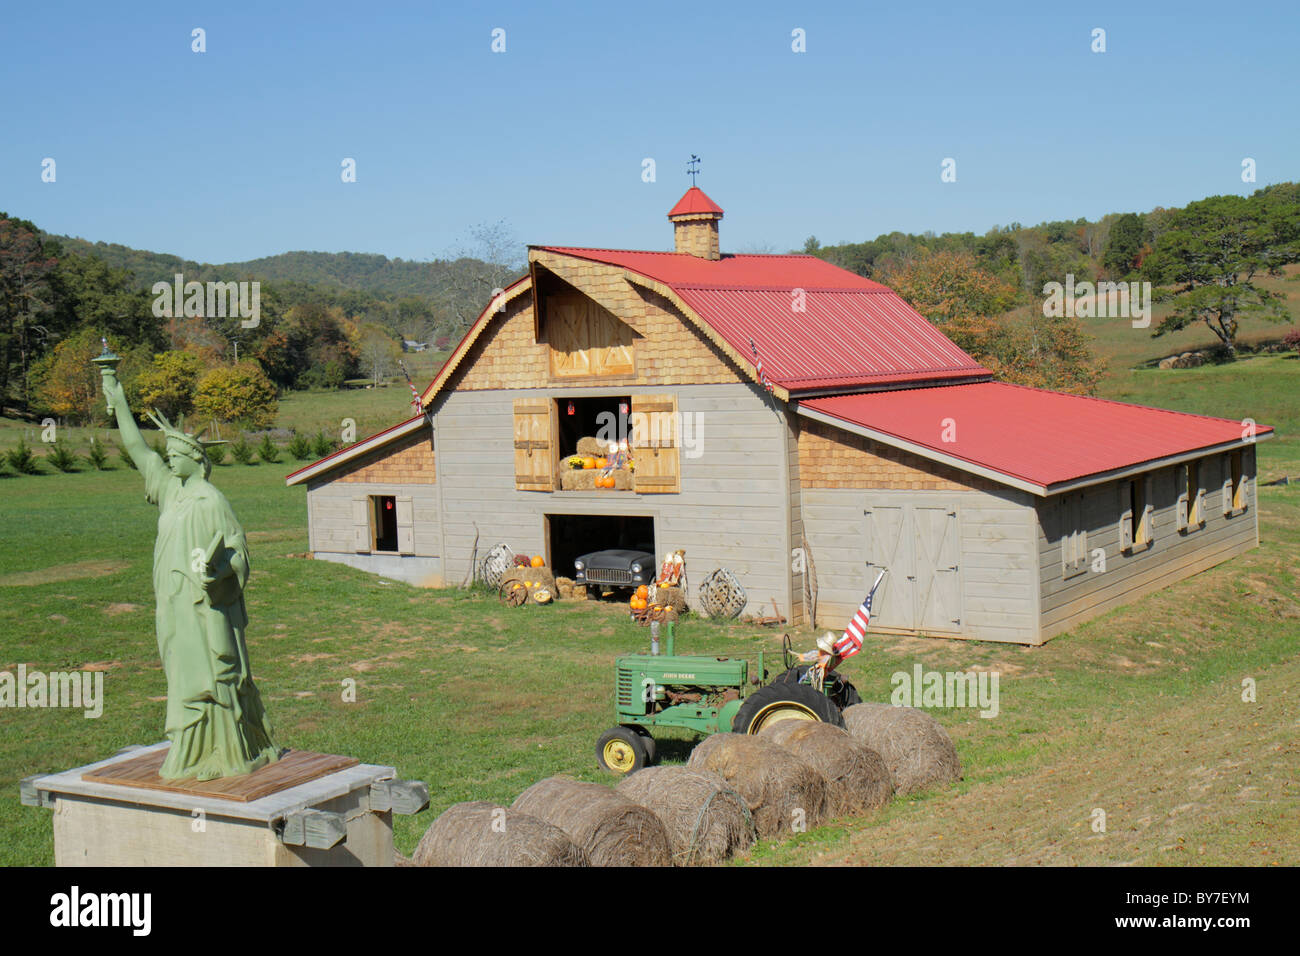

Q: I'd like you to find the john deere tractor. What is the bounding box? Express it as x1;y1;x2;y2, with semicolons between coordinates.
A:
595;623;861;774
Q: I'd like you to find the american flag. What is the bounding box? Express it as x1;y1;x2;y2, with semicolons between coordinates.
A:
832;570;886;659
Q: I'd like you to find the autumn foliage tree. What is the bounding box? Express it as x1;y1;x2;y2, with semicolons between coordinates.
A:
193;362;279;429
130;350;205;420
888;249;1100;394
32;327;104;424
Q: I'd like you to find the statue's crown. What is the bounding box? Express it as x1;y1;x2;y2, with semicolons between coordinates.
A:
144;410;227;455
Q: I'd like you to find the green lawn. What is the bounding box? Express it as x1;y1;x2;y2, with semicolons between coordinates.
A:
0;318;1295;867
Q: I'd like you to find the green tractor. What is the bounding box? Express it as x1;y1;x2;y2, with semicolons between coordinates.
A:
595;623;861;774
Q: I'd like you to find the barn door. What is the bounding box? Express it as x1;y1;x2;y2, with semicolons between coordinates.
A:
865;504;913;629
513;398;556;491
913;506;962;633
395;496;415;555
631;394;679;493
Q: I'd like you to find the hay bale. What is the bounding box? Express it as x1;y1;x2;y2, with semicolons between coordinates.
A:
511;776;672;867
685;733;829;839
651;584;686;612
555;576;574;599
576;436;613;457
560;469;599;491
571;583;588;601
616;766;755;865
758;721;893;816
842;703;961;795
413;801;588;867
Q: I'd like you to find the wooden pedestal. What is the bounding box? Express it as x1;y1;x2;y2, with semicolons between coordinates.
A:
21;742;428;867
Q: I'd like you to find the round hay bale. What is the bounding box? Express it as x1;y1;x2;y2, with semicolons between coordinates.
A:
685;733;829;839
758;720;893;816
842;703;961;795
616;766;756;865
511;776;672;867
412;801;588;867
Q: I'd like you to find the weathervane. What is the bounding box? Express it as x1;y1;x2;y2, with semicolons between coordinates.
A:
687;155;701;186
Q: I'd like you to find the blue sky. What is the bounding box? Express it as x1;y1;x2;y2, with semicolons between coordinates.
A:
2;0;1296;264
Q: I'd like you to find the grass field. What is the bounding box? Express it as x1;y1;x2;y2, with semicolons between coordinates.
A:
0;325;1296;867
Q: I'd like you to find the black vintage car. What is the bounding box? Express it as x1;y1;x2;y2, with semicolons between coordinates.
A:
573;549;656;591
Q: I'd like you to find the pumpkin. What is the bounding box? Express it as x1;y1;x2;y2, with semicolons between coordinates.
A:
582;457;596;470
630;596;646;610
530;555;545;568
635;585;649;600
595;457;608;469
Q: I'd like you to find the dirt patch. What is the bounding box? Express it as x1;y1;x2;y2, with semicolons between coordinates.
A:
290;653;335;665
104;603;142;616
0;559;130;587
81;661;121;672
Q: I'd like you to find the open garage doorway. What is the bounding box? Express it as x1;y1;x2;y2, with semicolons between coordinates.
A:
546;513;656;582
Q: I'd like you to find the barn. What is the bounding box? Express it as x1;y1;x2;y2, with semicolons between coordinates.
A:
286;187;1273;645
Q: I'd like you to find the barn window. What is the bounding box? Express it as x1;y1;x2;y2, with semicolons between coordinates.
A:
1060;493;1087;579
352;495;414;554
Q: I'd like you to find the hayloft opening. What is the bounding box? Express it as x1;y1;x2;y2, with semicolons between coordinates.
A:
546;513;655;582
556;396;630;461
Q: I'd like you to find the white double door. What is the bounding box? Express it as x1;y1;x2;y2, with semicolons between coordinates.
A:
864;501;963;634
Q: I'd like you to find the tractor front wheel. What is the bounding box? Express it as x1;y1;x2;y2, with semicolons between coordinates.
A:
629;725;657;765
731;681;845;735
596;726;648;774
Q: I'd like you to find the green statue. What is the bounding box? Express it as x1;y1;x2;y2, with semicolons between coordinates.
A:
97;344;279;781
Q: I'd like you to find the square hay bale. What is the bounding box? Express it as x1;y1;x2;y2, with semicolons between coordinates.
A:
561;469;600;491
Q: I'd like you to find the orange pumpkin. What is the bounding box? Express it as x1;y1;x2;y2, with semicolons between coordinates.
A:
530;555;545;568
635;585;649;600
582;457;596;470
595;457;608;469
630;596;646;610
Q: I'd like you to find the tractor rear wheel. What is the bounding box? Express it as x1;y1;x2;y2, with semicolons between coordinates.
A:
629;725;657;765
772;665;862;712
731;681;845;735
596;726;648;774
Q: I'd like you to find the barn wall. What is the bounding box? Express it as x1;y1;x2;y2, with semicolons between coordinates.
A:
1036;446;1259;640
798;416;1000;492
304;428;444;585
431;381;795;617
802;483;1041;645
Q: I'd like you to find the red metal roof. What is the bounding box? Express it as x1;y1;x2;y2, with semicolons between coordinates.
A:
802;382;1273;493
668;187;724;218
535;247;990;392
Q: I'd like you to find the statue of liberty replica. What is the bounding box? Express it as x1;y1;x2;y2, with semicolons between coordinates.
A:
96;342;279;781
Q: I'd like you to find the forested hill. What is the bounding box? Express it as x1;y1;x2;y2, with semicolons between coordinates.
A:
40;237;495;300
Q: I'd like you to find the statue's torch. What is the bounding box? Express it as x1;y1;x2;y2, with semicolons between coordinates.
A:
91;337;121;416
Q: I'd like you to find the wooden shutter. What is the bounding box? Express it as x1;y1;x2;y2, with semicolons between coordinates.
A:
1221;454;1234;516
352;497;372;553
396;496;415;555
1118;483;1134;552
1176;465;1190;532
513;398;555;491
631;394;679;493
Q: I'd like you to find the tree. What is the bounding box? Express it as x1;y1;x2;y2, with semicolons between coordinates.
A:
193;363;279;428
1144;191;1300;352
357;324;401;386
0;214;59;410
431;220;526;332
32;327;105;424
887;250;1021;354
131;351;205;420
1102;213;1147;277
